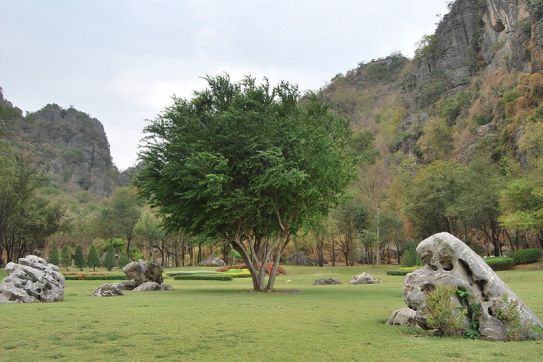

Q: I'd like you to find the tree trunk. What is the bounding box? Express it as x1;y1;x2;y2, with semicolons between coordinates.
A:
331;238;336;267
222;241;230;265
316;233;324;267
231;241;266;291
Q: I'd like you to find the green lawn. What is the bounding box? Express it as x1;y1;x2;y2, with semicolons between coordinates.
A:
1;266;543;361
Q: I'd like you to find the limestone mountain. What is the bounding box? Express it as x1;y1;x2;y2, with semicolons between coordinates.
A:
324;0;543;166
0;87;126;196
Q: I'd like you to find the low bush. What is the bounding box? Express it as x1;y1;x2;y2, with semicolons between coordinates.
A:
401;245;417;267
510;248;542;265
386;267;418;276
494;294;522;341
173;274;233;281
223;269;252;278
63;274;128;280
425;285;464;336
485;257;515;271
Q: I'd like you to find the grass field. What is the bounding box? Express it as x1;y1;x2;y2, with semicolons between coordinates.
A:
1;265;543;361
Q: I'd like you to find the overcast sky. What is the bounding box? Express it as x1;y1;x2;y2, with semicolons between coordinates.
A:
0;0;450;170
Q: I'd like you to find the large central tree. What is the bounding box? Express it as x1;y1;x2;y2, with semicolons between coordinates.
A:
137;75;354;291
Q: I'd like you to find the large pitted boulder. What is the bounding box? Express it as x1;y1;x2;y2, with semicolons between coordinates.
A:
133;281;173;292
349;272;379;285
388;232;543;341
93;283;123;297
313;277;342;285
123;260;164;286
0;255;65;304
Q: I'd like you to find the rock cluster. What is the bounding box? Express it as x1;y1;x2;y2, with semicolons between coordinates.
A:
349;272;379;285
123;260;164;286
313;277;342;285
388;232;543;341
92;260;172;296
0;255;65;304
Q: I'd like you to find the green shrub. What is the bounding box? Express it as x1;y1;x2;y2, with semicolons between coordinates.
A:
0;105;22;119
425;285;464;336
485;257;515;271
104;245;115;271
87;245;100;271
74;245;85;271
494;294;522;341
118;251;130;269
401;245;417;267
386;267;418;276
173;274;233;281
510;248;542;264
61;245;71;269
223;269;252;278
48;246;60;266
473;113;492;126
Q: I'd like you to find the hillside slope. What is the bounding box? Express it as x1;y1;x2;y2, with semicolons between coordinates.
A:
321;0;543;254
0;87;128;196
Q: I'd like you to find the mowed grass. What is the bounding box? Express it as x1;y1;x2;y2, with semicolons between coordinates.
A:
1;266;543;361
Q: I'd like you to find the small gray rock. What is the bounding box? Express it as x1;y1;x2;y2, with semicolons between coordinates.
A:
160;284;174;291
133;281;162;292
387;308;417;326
349;272;379;285
313;277;342;285
93;284;123;297
116;279;137;290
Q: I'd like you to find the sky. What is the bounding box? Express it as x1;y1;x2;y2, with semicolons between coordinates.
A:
0;0;450;170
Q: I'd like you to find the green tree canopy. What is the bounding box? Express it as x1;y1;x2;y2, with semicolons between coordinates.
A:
48;245;60;266
60;245;71;270
137;74;354;290
104;244;115;271
98;187;142;259
0;150;63;263
87;245;100;271
74;244;85;271
406;160;467;238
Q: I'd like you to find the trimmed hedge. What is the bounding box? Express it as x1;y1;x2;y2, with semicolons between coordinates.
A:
223;269;252;278
166;271;217;277
64;274;128;280
485;257;515;271
386;267;418;276
510;248;542;265
173;274;233;281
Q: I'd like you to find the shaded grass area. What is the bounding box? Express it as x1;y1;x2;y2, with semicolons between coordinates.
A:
0;266;543;361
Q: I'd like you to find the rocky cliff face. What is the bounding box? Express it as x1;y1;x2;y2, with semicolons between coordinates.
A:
0;89;120;197
414;0;543;92
323;0;543;165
